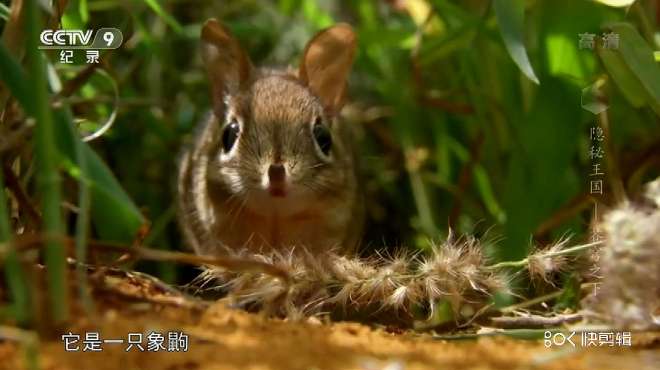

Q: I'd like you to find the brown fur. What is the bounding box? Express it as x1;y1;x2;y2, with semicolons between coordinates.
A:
178;20;363;257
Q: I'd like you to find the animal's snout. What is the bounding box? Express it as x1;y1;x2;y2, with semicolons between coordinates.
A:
268;163;286;184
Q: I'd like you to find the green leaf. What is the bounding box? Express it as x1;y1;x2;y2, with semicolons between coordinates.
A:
83;144;144;242
54;110;145;243
599;46;647;107
143;0;184;34
492;290;515;308
494;0;540;84
545;32;594;82
554;274;581;310
0;3;9;21
602;23;660;115
420;24;478;65
474;165;506;223
79;0;89;24
0;43;144;243
425;299;454;326
62;2;85;30
502;78;581;260
0;43;34;113
301;0;333;28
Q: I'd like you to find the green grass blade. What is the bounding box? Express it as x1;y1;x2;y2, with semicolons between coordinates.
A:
474;165;506;223
70;111;94;313
79;0;89;23
55;110;145;243
494;0;539;84
0;44;34;113
0;3;9;21
599;45;648;107
143;0;184;34
1;48;143;244
25;0;69;323
605;23;660;115
0;166;10;242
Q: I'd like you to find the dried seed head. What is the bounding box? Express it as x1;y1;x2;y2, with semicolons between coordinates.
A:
527;237;571;285
587;178;660;330
195;233;508;325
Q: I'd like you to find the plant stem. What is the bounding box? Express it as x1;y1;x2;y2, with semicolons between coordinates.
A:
71;110;94;313
498;282;597;313
24;0;69;323
0;158;31;326
0;159;11;244
432;328;564;341
488;241;603;270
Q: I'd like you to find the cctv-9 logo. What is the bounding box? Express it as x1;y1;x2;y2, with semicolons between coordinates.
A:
39;28;123;50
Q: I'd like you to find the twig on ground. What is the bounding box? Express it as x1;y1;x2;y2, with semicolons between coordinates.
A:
490;313;583;328
0;233;291;283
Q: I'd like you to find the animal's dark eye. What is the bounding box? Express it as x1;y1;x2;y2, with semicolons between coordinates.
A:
312;118;332;157
221;120;240;153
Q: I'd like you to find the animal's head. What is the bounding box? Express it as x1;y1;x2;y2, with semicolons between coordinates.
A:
200;19;357;214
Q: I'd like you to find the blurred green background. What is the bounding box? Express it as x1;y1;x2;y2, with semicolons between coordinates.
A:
1;0;659;287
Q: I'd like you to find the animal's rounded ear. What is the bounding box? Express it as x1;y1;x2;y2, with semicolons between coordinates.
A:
299;23;356;115
201;19;253;117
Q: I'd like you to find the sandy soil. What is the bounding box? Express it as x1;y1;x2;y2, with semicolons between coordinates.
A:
0;269;657;370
